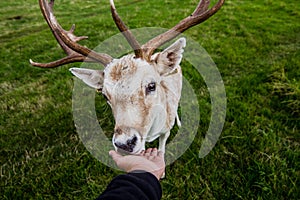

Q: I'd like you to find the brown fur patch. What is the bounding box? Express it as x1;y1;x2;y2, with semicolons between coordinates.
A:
160;81;168;92
165;103;171;128
160;81;171;128
110;63;122;81
138;89;150;128
109;56;138;81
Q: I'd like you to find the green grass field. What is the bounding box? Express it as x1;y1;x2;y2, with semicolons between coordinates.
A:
1;0;299;199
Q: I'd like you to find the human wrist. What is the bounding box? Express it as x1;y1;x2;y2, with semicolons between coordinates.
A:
129;163;162;179
129;169;161;180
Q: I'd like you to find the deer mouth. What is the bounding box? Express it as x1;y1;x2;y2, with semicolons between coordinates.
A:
114;135;137;153
115;146;143;155
112;130;144;154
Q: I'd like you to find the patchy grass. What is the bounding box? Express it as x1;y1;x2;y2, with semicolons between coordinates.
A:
0;0;299;199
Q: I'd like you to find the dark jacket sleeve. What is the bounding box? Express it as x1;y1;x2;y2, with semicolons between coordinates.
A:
96;171;162;200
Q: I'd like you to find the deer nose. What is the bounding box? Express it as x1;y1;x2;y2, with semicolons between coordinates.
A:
114;135;137;153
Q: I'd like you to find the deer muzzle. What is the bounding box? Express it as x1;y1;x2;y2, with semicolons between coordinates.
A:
112;126;143;154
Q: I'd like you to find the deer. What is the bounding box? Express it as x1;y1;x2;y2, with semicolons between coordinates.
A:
30;0;225;154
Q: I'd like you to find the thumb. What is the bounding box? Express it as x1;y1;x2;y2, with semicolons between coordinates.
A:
109;150;123;162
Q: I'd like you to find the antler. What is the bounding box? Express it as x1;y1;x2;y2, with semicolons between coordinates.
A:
109;0;225;61
30;0;112;68
141;0;225;61
31;0;225;67
110;0;143;59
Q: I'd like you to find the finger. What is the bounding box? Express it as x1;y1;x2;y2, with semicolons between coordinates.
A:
145;148;152;153
151;148;158;156
109;150;123;162
140;150;145;155
145;148;152;156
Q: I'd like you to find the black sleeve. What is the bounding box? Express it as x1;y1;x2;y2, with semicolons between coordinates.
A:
96;171;162;200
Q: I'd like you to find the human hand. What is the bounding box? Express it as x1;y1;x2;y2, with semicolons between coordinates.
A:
109;148;165;180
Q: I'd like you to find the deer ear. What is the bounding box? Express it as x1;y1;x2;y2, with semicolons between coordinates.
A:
151;37;186;75
69;68;104;90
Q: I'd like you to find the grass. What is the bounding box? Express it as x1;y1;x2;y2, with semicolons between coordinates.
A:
1;0;299;199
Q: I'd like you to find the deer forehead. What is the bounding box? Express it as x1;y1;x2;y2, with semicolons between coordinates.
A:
103;55;161;93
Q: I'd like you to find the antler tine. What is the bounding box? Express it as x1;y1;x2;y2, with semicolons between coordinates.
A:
30;0;113;68
141;0;225;61
29;55;97;68
193;0;210;15
110;0;143;59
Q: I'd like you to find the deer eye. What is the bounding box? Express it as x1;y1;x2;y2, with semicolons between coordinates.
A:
146;82;156;95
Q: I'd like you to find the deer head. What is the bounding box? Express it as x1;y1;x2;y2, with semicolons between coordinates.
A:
30;0;225;154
